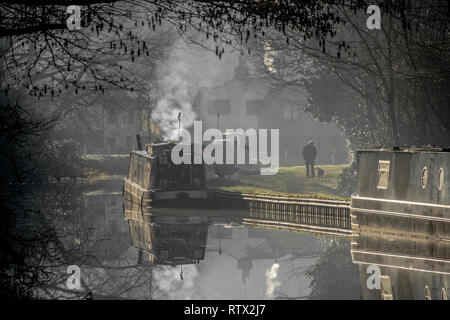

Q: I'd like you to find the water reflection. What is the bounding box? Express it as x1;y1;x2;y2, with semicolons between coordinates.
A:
35;179;448;300
127;213;208;266
125;205;331;299
357;264;449;300
352;231;450;300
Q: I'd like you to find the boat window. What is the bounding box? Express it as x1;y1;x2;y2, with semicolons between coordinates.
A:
421;166;428;189
377;160;390;190
424;285;432;300
438;167;444;191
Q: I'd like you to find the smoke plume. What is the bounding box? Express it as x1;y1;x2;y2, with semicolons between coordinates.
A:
151;38;198;140
152;264;200;299
151;37;236;140
264;263;281;299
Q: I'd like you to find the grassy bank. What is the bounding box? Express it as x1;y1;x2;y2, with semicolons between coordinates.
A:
208;164;349;200
81;154;130;175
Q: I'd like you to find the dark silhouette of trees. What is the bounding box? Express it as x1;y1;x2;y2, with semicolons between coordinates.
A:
1;1;394;96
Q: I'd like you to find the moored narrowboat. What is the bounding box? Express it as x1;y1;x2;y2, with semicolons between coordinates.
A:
124;141;209;214
350;147;450;275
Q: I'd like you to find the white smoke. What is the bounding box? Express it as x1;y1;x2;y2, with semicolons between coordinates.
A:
151;36;237;140
152;264;200;300
264;263;281;299
151;38;200;140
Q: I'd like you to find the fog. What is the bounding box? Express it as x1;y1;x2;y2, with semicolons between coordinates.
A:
1;1;448;301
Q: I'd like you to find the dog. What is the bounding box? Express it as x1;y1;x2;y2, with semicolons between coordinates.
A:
316;167;325;178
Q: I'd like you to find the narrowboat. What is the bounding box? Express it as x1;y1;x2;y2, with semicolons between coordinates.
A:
350;147;450;276
124;141;209;214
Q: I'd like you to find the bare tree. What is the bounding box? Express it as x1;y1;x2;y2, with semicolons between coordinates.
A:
246;1;450;147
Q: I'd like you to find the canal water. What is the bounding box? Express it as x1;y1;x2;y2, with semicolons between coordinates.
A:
37;178;448;300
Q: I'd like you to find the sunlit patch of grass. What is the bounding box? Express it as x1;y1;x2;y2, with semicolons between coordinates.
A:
81;154;130;161
210;164;350;200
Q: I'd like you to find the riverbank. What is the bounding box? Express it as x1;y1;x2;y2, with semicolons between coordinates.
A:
208;164;349;200
80;154;350;201
82;154;130;175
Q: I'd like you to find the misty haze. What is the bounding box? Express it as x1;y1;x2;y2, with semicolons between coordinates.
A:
0;0;448;305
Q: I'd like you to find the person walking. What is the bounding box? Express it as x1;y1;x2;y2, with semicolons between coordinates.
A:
302;140;317;178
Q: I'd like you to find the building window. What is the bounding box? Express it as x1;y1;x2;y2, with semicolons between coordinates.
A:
421;166;428;189
282;103;301;120
208;99;231;115
246;100;264;115
377;160;390;190
438;168;444;191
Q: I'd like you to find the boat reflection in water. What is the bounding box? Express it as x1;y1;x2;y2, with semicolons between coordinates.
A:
354;237;449;300
351;148;450;300
122;202;334;299
125;206;209;266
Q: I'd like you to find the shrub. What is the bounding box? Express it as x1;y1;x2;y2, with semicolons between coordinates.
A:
336;161;357;197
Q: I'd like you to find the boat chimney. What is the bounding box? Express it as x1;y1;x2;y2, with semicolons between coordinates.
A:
178;112;182;140
136;134;143;151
